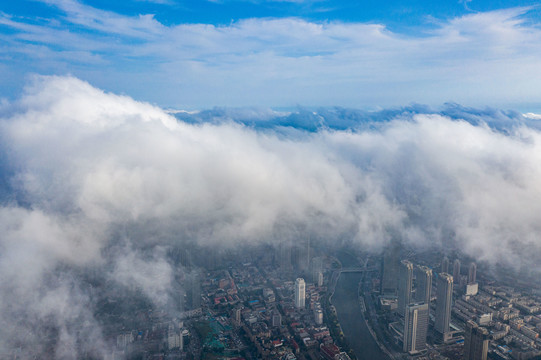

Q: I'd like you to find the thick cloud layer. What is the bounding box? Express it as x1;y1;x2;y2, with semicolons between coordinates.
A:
1;75;541;356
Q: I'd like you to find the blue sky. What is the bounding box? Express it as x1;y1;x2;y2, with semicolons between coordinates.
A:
1;0;541;110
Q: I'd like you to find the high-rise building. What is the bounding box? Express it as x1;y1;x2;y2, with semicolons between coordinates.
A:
272;310;282;327
403;303;429;354
278;240;292;270
190;271;201;309
167;324;183;350
453;259;461;286
465;282;479;296
415;265;432;304
381;242;400;295
463;320;489;360
441;256;449;274
295;278;306;309
312;257;323;284
167;331;183;350
316;271;324;287
117;332;134;348
398;260;414;316
305;237;311;271
292;237;311;271
468;263;477;284
314;308;324;325
179;248;191;268
233;307;242;326
435;273;453;341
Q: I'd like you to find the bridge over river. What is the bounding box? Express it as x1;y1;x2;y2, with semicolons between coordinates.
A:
339;266;378;273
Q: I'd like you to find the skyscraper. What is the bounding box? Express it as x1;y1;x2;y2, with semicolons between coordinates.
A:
314;308;324;325
316;271;324;287
295;278;306;309
441;256;449;274
415;265;432;304
167;323;183;350
190;271;201;309
435;273;453;341
468;262;477;284
233;307;242;326
272;310;282;327
403;303;429;354
398;260;414;316
278;240;292;270
380;242;400;295
311;257;323;284
292;237;310;271
453;259;461;286
463;320;489;360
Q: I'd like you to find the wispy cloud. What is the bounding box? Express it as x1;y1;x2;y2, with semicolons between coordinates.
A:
459;0;474;12
39;0;165;37
207;0;318;3
135;0;175;4
1;2;541;108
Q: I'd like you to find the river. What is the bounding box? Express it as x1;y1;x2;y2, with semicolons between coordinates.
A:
332;252;389;360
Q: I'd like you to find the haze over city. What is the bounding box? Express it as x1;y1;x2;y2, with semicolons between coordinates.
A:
1;0;541;359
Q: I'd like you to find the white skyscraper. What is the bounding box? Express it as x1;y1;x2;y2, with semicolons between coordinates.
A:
167;324;183;350
403;303;429;354
314;308;323;325
295;278;306;309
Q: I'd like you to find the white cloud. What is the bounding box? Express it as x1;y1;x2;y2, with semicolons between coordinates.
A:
207;0;316;3
3;75;541;261
1;3;541;108
2;75;541;356
135;0;175;4
524;112;541;119
112;244;174;307
41;0;165;37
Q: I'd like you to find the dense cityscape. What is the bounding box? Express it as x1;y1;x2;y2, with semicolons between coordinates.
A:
96;242;541;360
3;2;541;359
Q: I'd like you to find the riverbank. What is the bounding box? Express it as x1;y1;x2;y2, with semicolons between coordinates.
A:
332;269;390;360
358;272;395;360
